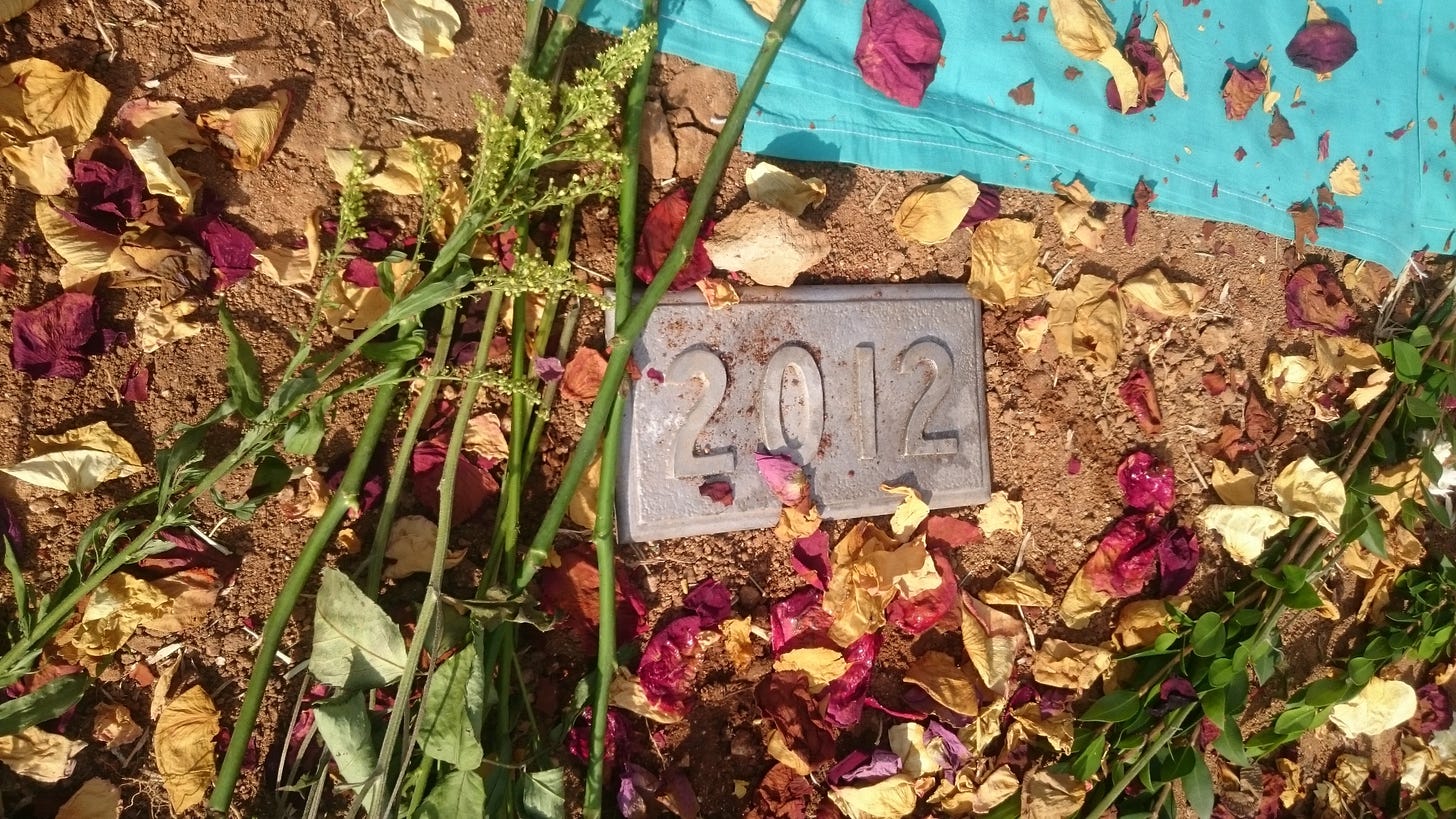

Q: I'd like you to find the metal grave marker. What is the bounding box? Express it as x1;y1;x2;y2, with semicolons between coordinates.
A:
613;283;991;542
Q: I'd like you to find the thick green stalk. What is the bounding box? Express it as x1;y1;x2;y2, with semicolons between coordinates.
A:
364;301;461;594
516;0;807;589
210;363;410;811
529;0;588;80
521;299;581;475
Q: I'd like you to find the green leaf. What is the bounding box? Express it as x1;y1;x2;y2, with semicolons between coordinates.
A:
1411;325;1434;348
419;769;486;819
1182;753;1215;819
283;399;331;457
1407;394;1442;419
310;567;408;689
1347;656;1377;686
214;450;292;520
0;673;87;736
1300;678;1354;708
1154;746;1197;781
312;692;378;787
1212;718;1248;766
1068;733;1107;780
1273;705;1319;735
1282;582;1324;611
1191;613;1225;658
1438;784;1456;811
442;589;554;632
1358;519;1387;559
521;768;566;819
1392;339;1423;382
418;641;485;769
218;302;265;418
361;334;426;364
1080;689;1141;723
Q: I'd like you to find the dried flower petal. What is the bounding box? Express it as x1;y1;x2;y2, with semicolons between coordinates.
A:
1117;451;1175;514
1286;5;1357;75
634;188;712;291
1119;368;1163;435
854;0;943;107
10;292;109;380
1286;261;1356;334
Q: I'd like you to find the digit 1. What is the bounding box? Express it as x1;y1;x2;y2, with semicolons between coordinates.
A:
760;343;824;465
854;343;878;460
666;348;734;478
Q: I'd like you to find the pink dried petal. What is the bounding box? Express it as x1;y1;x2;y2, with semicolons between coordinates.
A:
1105;17;1166;114
925;515;983;550
10;292;106;380
409;438;499;524
1117;451;1175;514
1119;369;1163;436
1083;513;1160;597
1285;261;1356;334
634;188;712;291
770;588;834;654
639;615;706;717
854;0;943;107
824;632;880;728
1156;525;1199;596
885;550;957;634
121;361;150;403
683;578;733;627
790;530;831;589
958;185;1002;228
754;452;808;507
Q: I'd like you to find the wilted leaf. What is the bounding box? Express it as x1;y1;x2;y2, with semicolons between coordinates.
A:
1058;568;1111;630
966;219;1050;306
1329;157;1361;196
153;685;219;813
1031;639;1112;692
2;421;144;493
123;135;193;212
1330;678;1417;737
745;162;826;217
115;98;208;155
1020;768;1087;819
135;298;203;353
1197;505;1289;564
2;136;70;195
561;346;608;402
696;277;740;308
197;89;292;171
1046;274;1124;374
854;0;943;107
881;483;929;542
1150;12;1186;99
1261;352;1316;404
1272;455;1345;533
773;647;848;693
1050;179;1105;252
382;0;461;58
830;774;918;819
1286;261;1356;334
34;199;129;274
56;778;121;819
961;593;1026;697
310;567;408;688
894;175;980;245
53;572;170;662
1016;315;1049;353
1112;597;1189;651
757;672;838;768
904;651;980;716
1120;268;1204;318
1211;460;1259;505
383;515;464;579
981;571;1055;608
91;703;143;749
1047;0;1138;114
0;59;110;149
977;491;1023;538
0;725;85;782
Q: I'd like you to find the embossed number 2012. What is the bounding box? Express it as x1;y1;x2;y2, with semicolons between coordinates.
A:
668;342;957;477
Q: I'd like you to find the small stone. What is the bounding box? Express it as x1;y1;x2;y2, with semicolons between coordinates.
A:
639;99;676;181
673;125;714;180
738;584;761;608
663;65;737;133
883;250;907;274
1199;322;1235;356
703;202;830;287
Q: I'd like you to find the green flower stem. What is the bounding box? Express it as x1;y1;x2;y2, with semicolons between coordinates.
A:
613;0;657;304
363;300;461;595
210;352;412;812
1079;704;1195;819
584;398;624;818
367;291;505;811
520;299;581;478
516;0;807;590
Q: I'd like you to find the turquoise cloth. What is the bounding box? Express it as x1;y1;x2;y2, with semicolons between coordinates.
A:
567;0;1456;273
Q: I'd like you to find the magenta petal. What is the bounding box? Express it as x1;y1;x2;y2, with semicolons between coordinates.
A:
754;452;808;507
534;356;564;382
133;528;242;582
638;615;705;717
1117;451;1176;515
1412;684;1453;737
924;720;968;774
854;0;943;107
1286;19;1357;74
181;214;258;290
791;530;831;589
959;185;1002;228
567;706;627;768
824;632;880;728
633;188;712;291
121;361;150;403
1085;513;1160;597
0;498;25;562
827;748;900;786
1156;525;1199;596
409;439;499;524
343;257;379;287
683;578;732;628
10;292;105;380
770;588;835;655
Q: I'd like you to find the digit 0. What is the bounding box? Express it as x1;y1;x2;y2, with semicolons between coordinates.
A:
760;343;825;464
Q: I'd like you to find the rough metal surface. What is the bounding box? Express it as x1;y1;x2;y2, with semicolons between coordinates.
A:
612;284;991;542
